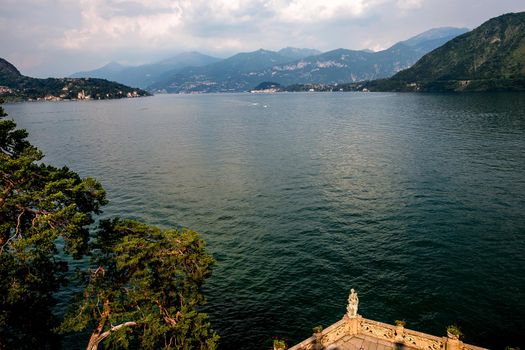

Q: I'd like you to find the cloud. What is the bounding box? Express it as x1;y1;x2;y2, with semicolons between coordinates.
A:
56;0;184;50
51;0;398;54
274;0;373;23
396;0;424;10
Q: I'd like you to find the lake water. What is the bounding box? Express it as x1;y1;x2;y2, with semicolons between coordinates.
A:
5;93;525;349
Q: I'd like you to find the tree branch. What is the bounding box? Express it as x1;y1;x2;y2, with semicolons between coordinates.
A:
0;177;26;207
0;231;18;254
87;321;137;350
15;208;25;236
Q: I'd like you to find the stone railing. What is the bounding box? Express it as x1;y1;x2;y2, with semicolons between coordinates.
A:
360;318;444;350
288;318;347;350
289;316;488;350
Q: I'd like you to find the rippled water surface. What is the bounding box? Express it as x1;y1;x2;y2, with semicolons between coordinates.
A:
6;93;525;349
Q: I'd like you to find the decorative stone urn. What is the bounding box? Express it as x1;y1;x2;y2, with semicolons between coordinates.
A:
446;326;462;341
447;331;459;340
394;320;406;339
312;325;323;350
445;326;462;350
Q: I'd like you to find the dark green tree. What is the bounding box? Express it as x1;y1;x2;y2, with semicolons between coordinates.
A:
0;100;107;349
60;218;219;350
1;101;218;349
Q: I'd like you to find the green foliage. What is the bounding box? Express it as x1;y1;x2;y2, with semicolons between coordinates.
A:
251;81;283;91
60;218;219;350
312;325;323;333
0;102;107;349
273;338;287;349
0;100;218;350
447;325;463;338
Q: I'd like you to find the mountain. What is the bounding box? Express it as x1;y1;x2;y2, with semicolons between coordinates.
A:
71;61;129;80
150;27;468;93
149;49;298;92
250;45;419;87
257;27;469;87
365;12;525;92
70;52;221;89
201;49;293;73
0;58;149;101
277;47;322;60
399;27;470;53
0;58;21;82
154;52;220;67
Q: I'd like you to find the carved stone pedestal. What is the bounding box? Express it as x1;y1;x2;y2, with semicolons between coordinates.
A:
345;314;362;336
446;337;462;350
395;325;405;342
313;332;323;350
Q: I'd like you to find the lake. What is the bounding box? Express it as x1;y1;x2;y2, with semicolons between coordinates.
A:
5;92;525;349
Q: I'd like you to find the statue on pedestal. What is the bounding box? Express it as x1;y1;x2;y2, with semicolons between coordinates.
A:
346;288;359;318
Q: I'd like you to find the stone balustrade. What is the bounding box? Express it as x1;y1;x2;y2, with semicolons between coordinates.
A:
288;316;488;350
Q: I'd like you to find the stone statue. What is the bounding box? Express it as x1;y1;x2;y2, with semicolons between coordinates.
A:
346;288;359;318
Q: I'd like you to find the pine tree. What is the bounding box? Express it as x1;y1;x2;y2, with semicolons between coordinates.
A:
0;100;107;349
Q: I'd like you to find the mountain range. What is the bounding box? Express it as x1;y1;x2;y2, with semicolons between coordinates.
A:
70;52;221;89
0;58;149;101
72;27;468;93
364;12;525;92
4;12;521;99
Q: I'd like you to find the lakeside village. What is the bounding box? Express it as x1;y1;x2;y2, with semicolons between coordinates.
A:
1;81;366;100
249;82;371;93
0;85;142;102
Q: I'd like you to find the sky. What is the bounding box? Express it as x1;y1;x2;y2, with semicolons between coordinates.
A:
1;0;524;78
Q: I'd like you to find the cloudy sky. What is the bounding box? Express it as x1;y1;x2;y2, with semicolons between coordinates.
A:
1;0;524;77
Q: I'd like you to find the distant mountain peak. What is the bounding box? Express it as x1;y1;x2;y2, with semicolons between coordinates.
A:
0;58;22;77
101;61;128;71
279;46;317;53
70;52;221;88
401;27;470;47
278;47;322;60
370;12;525;92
